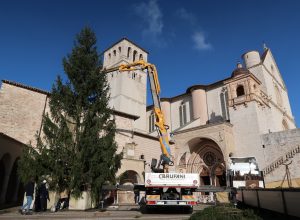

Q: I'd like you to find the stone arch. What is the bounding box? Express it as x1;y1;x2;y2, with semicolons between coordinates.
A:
186;138;226;187
119;170;141;185
0;157;6;196
236;85;245;97
0;153;12;203
178;152;187;169
6;157;23;203
200;166;211;186
211;163;226;187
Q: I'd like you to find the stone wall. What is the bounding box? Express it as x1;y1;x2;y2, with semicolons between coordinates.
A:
261;128;300;187
0;82;48;145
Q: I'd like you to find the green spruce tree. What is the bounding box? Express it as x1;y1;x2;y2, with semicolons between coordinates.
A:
19;27;122;205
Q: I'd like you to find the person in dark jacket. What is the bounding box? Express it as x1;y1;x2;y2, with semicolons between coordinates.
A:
39;180;50;211
20;177;35;214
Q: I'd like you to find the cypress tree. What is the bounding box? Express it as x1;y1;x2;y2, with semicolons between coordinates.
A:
19;27;122;205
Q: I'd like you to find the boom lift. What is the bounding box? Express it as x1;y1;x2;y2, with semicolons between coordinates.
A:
103;60;174;173
103;60;199;211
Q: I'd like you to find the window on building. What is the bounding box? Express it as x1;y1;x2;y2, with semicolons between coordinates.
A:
132;72;136;80
113;50;116;56
149;113;155;132
133;50;137;62
118;46;121;53
139;54;143;60
220;90;230;120
236;85;245;97
179;103;187;127
127;47;131;58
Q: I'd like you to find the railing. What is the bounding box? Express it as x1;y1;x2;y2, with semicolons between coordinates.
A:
262;145;300;176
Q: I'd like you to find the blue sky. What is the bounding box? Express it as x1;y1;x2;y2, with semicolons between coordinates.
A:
0;0;299;126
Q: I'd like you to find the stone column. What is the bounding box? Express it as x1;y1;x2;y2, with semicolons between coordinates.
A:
191;88;208;125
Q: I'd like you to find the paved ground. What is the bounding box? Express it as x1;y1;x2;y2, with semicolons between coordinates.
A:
0;206;211;220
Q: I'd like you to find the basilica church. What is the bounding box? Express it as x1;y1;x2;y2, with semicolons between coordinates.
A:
0;38;299;206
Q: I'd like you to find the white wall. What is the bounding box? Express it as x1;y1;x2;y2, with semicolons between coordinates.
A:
169;95;193;131
229;102;266;168
206;86;224;123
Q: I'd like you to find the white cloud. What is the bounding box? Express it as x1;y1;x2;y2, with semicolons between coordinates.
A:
176;8;213;51
134;0;164;46
176;8;197;26
192;31;212;50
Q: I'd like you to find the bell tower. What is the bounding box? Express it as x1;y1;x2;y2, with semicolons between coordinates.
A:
103;38;149;132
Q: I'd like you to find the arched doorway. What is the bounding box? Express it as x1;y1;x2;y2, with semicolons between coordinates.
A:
117;170;141;204
6;157;23;204
186;138;226;187
200;166;210;186
0;159;6;196
0;153;11;203
119;170;141;185
213;164;226;187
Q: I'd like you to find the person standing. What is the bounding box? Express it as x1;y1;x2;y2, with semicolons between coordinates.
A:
39;180;50;211
134;188;140;204
20;177;35;214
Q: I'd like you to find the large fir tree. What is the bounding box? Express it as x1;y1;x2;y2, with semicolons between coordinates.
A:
19;27;122;204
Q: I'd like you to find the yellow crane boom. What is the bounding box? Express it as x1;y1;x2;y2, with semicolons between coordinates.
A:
102;60;173;172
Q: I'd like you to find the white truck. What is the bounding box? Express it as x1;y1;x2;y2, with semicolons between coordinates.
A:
140;173;199;212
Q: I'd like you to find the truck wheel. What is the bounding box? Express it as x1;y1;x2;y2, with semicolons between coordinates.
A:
184;206;193;214
140;205;149;214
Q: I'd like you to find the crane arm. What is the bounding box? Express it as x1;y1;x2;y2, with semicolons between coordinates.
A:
102;60;173;171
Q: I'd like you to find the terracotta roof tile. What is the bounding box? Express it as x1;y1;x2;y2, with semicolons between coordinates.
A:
2;80;50;95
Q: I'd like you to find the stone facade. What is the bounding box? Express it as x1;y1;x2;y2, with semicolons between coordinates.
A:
142;45;297;188
0;81;49;145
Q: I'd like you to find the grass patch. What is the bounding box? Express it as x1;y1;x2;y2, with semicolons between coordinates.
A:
189;205;262;220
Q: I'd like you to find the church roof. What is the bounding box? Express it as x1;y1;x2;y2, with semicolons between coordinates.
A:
103;37;149;54
260;48;269;62
2;79;50;95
